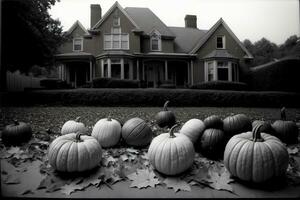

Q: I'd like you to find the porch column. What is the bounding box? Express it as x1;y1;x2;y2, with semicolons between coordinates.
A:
121;58;124;79
129;60;133;80
228;62;232;81
136;60;140;80
164;60;168;81
142;62;145;80
213;61;217;81
190;60;194;85
74;71;77;88
187;61;190;84
89;60;93;81
107;58;111;78
101;59;104;78
62;64;65;81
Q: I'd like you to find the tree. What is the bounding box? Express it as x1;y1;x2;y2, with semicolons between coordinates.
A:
0;0;65;91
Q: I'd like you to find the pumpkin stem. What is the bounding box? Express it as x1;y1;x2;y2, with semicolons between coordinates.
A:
252;123;264;142
75;132;85;142
169;124;179;138
163;101;170;111
280;107;286;121
13;119;19;125
75;116;81;122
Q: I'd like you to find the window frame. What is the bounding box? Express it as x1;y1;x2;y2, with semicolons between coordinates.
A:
216;35;226;49
73;37;83;52
150;31;162;51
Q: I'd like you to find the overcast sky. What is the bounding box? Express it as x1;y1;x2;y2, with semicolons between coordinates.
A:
49;0;300;45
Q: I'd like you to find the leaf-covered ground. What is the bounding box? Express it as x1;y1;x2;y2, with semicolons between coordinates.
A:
1;106;300;198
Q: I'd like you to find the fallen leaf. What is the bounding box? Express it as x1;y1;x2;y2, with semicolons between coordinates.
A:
126;148;139;154
163;177;191;193
120;154;129;162
288;147;299;155
60;182;85;196
127;168;160;189
208;169;234;193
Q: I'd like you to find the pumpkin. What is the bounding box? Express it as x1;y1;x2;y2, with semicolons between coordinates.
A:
272;107;299;144
61;117;86;135
48;132;102;172
121;117;153;147
2;120;32;145
203;115;223;129
224;124;289;183
155;101;176;128
223;114;252;138
180;118;205;144
199;128;226;159
91;116;121;148
252;120;274;135
148;124;195;175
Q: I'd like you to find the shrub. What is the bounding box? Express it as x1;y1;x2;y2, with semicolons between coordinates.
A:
190;81;249;91
40;79;71;89
246;57;300;93
92;78;139;88
159;80;176;89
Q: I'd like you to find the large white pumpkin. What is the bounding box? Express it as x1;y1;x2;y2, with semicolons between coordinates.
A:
91;117;121;148
148;124;195;175
180;118;205;144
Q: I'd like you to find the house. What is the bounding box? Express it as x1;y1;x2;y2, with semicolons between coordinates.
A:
55;1;253;88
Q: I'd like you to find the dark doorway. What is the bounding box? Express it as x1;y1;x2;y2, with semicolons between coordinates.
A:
68;62;89;88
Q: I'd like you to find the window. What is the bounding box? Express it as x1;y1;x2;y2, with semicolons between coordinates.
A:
73;37;83;51
104;26;129;50
217;61;229;81
207;62;214;81
231;63;239;81
111;59;121;78
150;31;161;51
216;36;225;49
113;17;120;26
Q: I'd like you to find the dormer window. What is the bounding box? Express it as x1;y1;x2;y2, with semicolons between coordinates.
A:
216;36;225;49
150;30;161;51
73;37;83;51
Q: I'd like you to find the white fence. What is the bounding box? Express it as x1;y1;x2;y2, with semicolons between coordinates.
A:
6;71;44;91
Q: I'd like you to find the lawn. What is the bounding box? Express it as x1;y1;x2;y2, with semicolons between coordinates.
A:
1;106;300;198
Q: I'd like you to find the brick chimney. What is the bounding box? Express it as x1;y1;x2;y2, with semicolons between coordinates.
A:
185;15;197;28
90;4;101;28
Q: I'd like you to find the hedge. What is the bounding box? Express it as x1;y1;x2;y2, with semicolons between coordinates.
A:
92;78;139;88
246;57;300;93
2;88;300;107
190;81;249;91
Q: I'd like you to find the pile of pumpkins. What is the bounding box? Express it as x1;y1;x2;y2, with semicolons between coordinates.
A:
2;103;299;184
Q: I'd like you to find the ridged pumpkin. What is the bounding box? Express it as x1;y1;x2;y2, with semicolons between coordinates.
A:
199;128;226;159
272;107;299;144
155;101;176;128
148;124;195;175
203;115;223;129
48;132;102;172
61;117;86;135
2;120;32;145
224;124;289;183
121;117;153;147
180;118;205;144
91;116;121;148
223;114;252;138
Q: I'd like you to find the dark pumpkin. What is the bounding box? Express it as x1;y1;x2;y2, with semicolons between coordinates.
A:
203;115;223;129
199;128;226;159
223;114;252;138
2;120;32;145
155;101;176;128
121;117;153;147
272;107;299;144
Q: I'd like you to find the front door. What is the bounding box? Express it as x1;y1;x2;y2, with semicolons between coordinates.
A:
69;63;89;88
144;61;164;87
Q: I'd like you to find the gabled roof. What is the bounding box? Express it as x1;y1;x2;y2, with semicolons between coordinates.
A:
92;1;140;30
65;20;90;36
190;18;253;58
125;7;174;37
169;27;207;53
